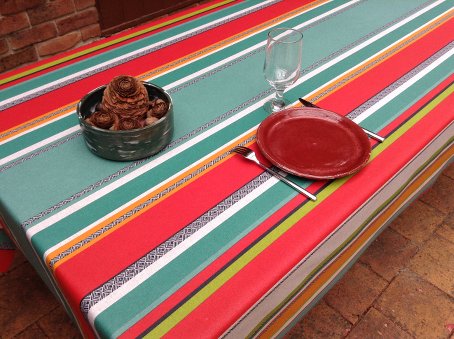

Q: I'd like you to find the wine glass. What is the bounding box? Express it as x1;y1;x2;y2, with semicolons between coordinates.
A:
263;28;303;112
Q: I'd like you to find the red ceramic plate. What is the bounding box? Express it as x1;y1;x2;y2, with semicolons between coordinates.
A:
256;107;371;179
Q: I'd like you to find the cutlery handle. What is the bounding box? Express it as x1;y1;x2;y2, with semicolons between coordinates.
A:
362;128;385;143
259;164;317;201
299;97;385;143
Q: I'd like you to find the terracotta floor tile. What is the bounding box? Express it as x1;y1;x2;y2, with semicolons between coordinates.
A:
390;199;444;244
376;270;454;338
420;174;454;214
409;235;454;297
0;263;59;338
346;307;412;339
10;250;28;270
324;262;388;324
436;213;454;243
443;163;454;180
38;306;81;339
284;300;351;339
11;324;46;339
359;228;418;281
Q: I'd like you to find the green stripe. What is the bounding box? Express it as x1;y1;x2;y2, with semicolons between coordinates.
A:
96;180;296;338
144;81;454;339
251;139;454;337
30;106;273;252
0;0;237;87
0;0;264;100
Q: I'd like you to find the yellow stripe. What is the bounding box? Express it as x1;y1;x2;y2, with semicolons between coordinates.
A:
144;83;453;337
258;144;454;337
132;1;331;83
0;0;326;143
46;0;336;271
0;0;237;86
47;131;256;270
4;2;447;144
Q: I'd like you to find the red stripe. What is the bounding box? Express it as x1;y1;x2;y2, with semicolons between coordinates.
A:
120;19;454;338
52;146;282;334
118;152;324;338
163;81;454;338
318;17;454;116
0;0;240;90
0;0;307;132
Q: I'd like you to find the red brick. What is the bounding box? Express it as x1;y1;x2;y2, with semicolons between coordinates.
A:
0;38;9;55
74;0;95;11
419;174;454;214
285;301;351;338
444;162;454;180
390;199;444;243
0;0;45;15
324;262;388;324
0;46;37;72
348;307;413;339
80;23;100;41
56;7;98;35
38;306;81;338
0;12;29;36
37;31;81;56
13;323;47;338
409;235;454;297
0;262;59;337
27;0;75;25
359;228;418;281
376;270;454;338
9;22;57;50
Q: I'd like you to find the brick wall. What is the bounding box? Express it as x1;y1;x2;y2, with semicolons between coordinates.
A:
0;0;101;73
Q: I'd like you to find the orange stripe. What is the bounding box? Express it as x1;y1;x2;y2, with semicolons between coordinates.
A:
258;144;454;337
47;130;256;270
1;0;327;143
136;1;331;82
0;102;78;142
0;0;239;86
307;10;453;103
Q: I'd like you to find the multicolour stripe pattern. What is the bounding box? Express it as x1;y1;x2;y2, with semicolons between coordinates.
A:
0;0;453;337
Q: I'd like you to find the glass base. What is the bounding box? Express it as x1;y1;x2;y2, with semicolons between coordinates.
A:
263;97;290;113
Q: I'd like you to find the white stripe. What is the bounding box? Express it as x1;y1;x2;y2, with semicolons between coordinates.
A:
42;123;258;259
47;0;449;323
28;0;447;240
0;0;278;109
0;0;332;149
291;0;447;90
88;7;454;323
353;47;454;123
26;98;268;239
23;0;353;238
161;0;352;90
0;111;73;147
2;1;446;164
0;126;79;167
87;172;279;327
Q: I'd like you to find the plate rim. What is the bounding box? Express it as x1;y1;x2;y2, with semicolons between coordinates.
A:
256;107;371;180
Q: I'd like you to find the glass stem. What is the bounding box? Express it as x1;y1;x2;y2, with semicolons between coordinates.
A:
272;88;285;110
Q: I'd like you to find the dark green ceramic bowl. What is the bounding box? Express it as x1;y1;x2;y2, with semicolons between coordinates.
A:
77;82;173;161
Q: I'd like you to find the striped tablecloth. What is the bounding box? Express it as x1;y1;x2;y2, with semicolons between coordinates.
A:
1;0;453;337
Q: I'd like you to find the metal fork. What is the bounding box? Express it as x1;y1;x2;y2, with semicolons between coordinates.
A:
298;98;385;143
231;146;317;201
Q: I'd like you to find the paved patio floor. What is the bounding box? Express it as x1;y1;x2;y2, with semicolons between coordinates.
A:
1;163;453;338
